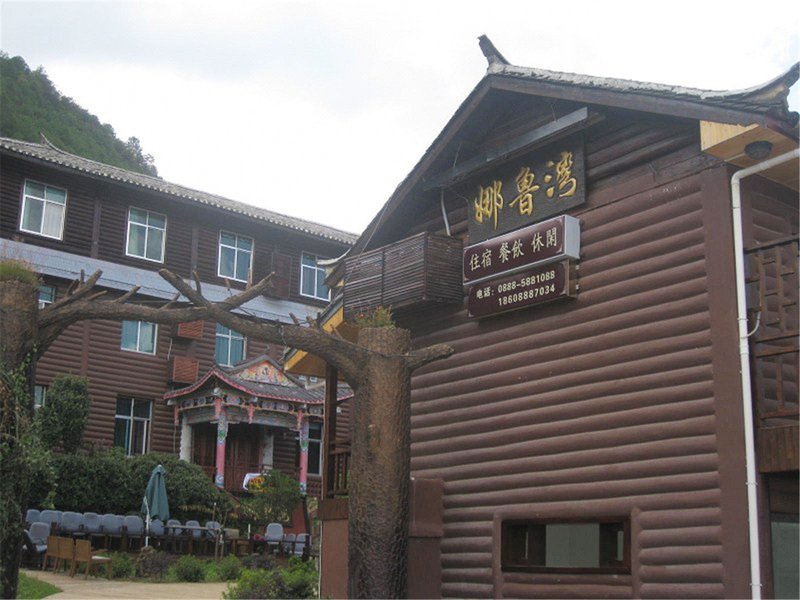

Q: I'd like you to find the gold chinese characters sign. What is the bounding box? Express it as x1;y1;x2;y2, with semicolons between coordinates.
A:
466;136;585;244
463;215;580;285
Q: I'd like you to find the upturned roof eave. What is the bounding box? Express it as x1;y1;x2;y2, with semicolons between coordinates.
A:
349;59;798;257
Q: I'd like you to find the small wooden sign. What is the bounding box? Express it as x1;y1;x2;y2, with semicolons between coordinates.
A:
467;260;576;318
463;215;580;285
465;134;585;244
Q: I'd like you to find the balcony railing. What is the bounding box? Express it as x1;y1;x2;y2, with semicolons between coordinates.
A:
342;231;463;319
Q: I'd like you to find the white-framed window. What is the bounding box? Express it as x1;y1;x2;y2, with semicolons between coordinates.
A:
34;385;47;409
121;320;158;355
308;421;323;476
215;324;245;366
38;284;56;308
300;253;330;300
126;207;166;262
19;180;67;239
114;397;151;455
218;231;253;282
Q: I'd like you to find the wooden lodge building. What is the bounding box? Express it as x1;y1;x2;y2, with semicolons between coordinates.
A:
290;40;799;598
0;136;356;497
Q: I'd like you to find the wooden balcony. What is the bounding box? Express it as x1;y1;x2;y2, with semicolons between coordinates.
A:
342;232;463;319
746;236;799;472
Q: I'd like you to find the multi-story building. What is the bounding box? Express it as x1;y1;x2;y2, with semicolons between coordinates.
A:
0;135;356;496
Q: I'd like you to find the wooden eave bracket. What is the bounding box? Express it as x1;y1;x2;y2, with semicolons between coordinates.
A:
700;120;799;190
423;106;604;191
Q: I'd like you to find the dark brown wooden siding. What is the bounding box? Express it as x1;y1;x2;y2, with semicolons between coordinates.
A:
390;115;752;597
1;156;95;256
36;284;293;455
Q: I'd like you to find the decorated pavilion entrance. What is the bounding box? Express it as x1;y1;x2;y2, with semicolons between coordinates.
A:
166;355;327;495
192;422;262;493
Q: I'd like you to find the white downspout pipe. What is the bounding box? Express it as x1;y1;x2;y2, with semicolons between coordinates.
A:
730;147;799;600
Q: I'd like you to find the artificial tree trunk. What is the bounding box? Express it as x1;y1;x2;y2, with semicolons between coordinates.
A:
348;328;412;599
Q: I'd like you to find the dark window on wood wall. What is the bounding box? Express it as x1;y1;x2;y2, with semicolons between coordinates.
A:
501;518;630;574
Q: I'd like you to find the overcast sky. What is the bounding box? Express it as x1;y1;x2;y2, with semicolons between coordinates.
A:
2;1;798;235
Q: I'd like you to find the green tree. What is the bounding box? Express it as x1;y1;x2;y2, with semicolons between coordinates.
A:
36;375;90;453
0;53;159;176
241;469;303;525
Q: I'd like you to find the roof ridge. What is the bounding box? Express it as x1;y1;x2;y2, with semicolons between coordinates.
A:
0;136;359;244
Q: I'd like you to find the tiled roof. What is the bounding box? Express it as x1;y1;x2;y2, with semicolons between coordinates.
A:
486;60;799;125
0;136;358;245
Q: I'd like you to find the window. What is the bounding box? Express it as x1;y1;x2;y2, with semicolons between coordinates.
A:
20;180;67;239
300;253;330;300
114;397;151;455
218;231;252;282
34;385;47;409
771;514;799;599
215;324;245;366
38;284;56;308
121;320;157;354
502;519;629;573
126;207;166;262
308;422;323;476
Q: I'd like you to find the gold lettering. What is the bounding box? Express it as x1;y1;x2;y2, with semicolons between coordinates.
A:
473;180;504;229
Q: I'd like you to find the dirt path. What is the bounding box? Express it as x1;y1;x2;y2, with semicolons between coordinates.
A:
21;569;228;599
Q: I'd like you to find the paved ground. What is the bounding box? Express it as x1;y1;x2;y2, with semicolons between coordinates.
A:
21;569;228;599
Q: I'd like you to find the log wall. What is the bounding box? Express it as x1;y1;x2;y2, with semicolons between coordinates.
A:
394;114;756;598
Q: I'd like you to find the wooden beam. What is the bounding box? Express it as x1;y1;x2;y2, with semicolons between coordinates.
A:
423;107;603;190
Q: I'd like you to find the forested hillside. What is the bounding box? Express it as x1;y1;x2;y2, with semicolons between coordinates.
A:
0;53;158;176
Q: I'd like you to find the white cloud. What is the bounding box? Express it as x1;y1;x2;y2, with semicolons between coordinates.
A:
2;0;797;233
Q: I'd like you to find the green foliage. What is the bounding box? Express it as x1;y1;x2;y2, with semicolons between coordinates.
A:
127;452;232;520
240;553;277;571
134;547;174;581
351;305;395;328
216;555;243;581
0;357;54;598
0;260;39;285
224;557;318;599
47;447;132;513
28;448;229;520
241;469;302;525
94;552;134;579
0;53;158;176
15;573;59;599
36;375;90;453
171;555;205;582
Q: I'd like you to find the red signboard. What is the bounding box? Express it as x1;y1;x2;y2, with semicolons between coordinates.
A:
463;215;580;285
467;260;576;318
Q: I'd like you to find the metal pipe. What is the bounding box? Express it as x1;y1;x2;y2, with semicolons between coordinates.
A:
730;147;799;600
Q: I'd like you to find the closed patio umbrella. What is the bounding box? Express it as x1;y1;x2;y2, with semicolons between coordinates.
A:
141;464;169;546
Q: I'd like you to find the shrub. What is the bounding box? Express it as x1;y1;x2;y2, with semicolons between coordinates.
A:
217;555;242;581
242;469;302;525
279;557;319;599
351;305;395;328
224;557;318;599
135;546;174;580
224;569;280;599
0;259;39;284
172;555;205;582
240;553;276;571
36;374;90;453
49;447;133;513
29;447;228;518
128;452;231;521
96;552;133;579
